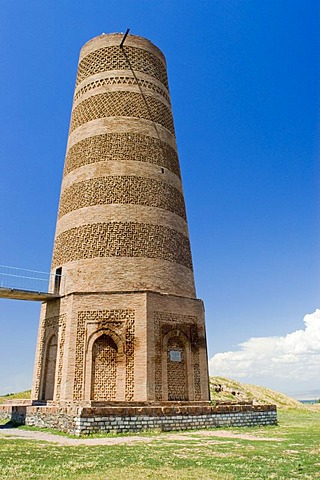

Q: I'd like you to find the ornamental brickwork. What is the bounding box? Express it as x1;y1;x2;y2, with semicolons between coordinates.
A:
69;91;174;133
63;133;180;177
31;33;210;408
75;45;169;87
74;76;171;104
52;222;192;269
91;335;117;401
58;176;186;220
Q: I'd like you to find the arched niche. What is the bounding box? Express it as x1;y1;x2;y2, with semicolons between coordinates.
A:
41;334;58;401
84;329;126;402
162;329;193;401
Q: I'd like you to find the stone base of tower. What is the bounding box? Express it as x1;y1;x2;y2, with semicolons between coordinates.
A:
32;291;209;404
0;402;277;436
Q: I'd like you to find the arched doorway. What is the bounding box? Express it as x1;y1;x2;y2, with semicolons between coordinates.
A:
167;336;188;401
42;334;58;400
91;334;118;401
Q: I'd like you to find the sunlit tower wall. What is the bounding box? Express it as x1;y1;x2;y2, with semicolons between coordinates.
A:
32;33;209;405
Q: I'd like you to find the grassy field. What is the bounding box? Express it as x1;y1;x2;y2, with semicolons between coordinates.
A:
209;377;307;408
0;390;31;404
0;408;319;480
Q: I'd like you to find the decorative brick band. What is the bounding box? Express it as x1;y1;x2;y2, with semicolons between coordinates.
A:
76;45;168;88
64;132;180;177
69;92;174;134
74;76;170;104
58;176;186;220
52;222;193;269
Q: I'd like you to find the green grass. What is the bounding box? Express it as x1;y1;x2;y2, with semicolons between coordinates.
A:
0;409;319;479
0;390;31;404
210;377;304;408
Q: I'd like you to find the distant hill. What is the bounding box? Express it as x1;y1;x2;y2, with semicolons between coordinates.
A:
0;390;31;404
210;376;304;409
0;380;309;409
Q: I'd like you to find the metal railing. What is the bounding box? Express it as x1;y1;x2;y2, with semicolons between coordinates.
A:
0;265;65;296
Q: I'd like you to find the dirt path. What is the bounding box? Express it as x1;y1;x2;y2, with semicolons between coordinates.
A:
0;425;283;446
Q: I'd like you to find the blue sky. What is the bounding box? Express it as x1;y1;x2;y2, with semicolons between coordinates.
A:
0;0;319;397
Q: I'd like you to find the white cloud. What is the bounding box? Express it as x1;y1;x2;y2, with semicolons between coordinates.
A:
209;309;320;390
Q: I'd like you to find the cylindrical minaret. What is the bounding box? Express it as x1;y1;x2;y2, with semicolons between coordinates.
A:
52;33;196;299
32;33;209;406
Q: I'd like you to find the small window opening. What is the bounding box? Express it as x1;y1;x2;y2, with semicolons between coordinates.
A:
161;168;165;173
54;267;62;294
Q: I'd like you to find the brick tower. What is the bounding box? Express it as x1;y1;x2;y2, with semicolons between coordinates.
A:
32;33;209;406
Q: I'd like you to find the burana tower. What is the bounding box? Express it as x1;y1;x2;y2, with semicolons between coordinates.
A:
0;32;277;434
31;32;210;407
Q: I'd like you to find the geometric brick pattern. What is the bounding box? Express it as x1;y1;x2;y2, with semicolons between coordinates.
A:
125;315;135;401
52;222;193;270
32;34;209;409
69;92;174;134
76;45;168;88
63;133;180;177
91;335;117;401
73;310;135;402
58;176;187;220
191;324;201;401
74;76;170;104
55;315;66;402
154;317;162;402
154;312;199;401
73;314;86;401
167;336;188;401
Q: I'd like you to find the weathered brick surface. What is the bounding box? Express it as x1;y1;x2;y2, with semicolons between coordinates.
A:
32;33;207;407
0;403;277;435
30;33;256;428
76;43;168;88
